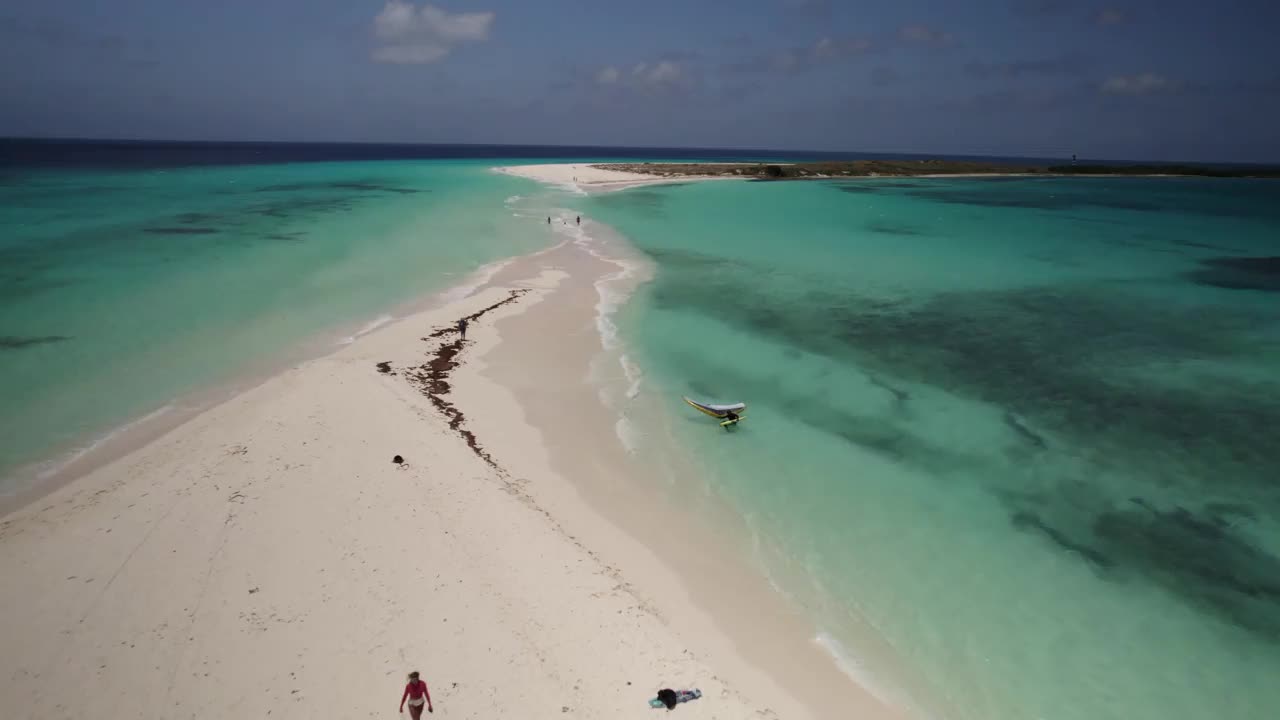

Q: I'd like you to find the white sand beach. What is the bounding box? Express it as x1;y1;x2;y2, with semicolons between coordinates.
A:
496;163;739;193
0;216;897;719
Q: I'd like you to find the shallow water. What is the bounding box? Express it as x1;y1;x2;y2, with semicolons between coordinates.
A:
585;177;1280;720
0;159;541;484
7;146;1280;719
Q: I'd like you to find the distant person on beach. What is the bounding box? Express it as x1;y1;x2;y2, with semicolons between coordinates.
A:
576;216;581;225
547;216;551;224
399;671;433;717
457;318;468;340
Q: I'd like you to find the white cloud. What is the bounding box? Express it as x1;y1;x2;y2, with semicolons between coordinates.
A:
591;60;690;94
371;1;495;65
643;61;683;85
1101;73;1171;95
596;66;620;85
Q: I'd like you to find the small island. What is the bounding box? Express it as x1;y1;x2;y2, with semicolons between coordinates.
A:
591;160;1280;180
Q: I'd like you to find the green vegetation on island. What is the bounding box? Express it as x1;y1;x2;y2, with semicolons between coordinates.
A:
593;160;1280;180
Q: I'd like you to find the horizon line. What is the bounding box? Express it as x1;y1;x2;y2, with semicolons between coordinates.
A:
2;135;1272;168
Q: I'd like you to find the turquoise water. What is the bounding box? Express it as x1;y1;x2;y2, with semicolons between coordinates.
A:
584;178;1280;720
7;154;1280;720
0;160;541;483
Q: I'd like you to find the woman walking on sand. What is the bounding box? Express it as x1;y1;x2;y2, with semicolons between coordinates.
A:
399;671;433;717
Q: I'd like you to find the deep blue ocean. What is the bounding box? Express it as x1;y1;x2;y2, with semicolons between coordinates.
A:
1;137;1077;170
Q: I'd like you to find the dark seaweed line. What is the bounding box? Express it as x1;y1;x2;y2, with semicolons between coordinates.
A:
0;334;71;350
405;290;529;470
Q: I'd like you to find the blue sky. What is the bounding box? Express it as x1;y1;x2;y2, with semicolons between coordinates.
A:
2;0;1277;161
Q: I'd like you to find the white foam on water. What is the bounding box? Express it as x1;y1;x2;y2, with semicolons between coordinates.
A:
813;632;912;716
584;246;644;352
558;216;656;453
36;404;178;480
338;313;394;345
546;215;636;352
436;257;514;304
620;353;643;399
533;236;572;257
505;194;534;219
587;348;641;454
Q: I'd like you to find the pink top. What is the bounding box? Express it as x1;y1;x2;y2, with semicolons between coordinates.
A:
401;679;431;708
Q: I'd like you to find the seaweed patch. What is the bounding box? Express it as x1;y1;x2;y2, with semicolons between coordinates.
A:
406;290;529;469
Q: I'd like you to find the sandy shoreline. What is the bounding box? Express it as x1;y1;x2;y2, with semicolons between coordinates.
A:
0;259;518;518
496;162;1191;189
496;163;742;193
1;204;899;718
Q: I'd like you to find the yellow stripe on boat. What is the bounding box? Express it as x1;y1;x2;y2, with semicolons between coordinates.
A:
684;397;726;418
683;396;746;419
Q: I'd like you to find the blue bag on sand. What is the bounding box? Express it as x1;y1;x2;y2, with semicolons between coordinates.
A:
649;688;702;709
